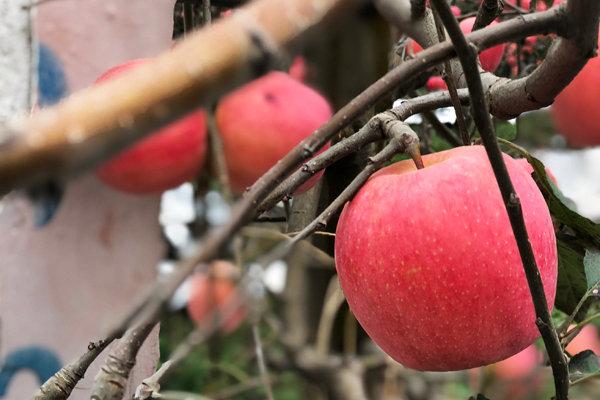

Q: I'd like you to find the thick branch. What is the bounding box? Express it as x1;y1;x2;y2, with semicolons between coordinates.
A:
0;0;359;195
33;338;112;400
90;323;156;400
430;1;569;399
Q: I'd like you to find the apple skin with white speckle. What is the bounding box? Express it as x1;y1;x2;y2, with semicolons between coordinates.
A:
334;145;557;371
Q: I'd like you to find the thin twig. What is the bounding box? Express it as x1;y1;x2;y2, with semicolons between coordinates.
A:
430;1;569;398
251;323;274;400
558;280;600;337
473;0;504;31
315;277;346;356
563;312;600;350
207;111;233;201
430;7;471;145
288;117;422;246
203;0;212;24
259;89;469;214
420;110;462;146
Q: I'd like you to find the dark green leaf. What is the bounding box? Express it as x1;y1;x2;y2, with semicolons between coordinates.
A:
528;157;600;244
497;140;600;316
468;395;491;400
569;350;600;384
494;118;517;142
497;140;600;244
556;238;588;315
584;248;600;290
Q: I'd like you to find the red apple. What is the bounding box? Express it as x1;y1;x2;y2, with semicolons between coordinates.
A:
187;260;245;333
410;13;505;90
335;145;557;371
215;71;333;194
426;76;448;91
504;0;563;11
566;324;600;355
490;344;540;379
459;17;506;72
95;59;208;194
551;29;600;147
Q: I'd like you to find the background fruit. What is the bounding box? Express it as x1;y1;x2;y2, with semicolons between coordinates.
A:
215;71;333;194
95;59;208;194
335;145;557;371
566;324;600;355
551;29;600;147
490;344;540;379
459;17;506;72
187;260;245;333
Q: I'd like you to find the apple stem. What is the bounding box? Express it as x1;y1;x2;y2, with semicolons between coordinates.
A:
408;143;425;169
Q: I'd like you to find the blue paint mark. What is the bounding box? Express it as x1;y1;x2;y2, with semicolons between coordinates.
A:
27;44;68;228
0;346;62;397
38;43;68;107
27;181;64;228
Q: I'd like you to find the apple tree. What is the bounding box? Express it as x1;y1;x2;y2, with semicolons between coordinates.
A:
0;0;599;399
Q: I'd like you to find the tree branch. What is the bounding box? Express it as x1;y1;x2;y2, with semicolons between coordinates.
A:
105;5;568;342
90;323;157;400
288;116;422;246
258;89;469;215
473;0;504;31
430;7;470;144
430;1;569;398
0;0;360;195
33;338;112;400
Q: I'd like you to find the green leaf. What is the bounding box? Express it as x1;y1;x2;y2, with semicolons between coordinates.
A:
528;157;600;243
496;140;600;316
584;248;600;290
497;140;600;244
556;238;588;315
468;395;491;400
569;350;600;385
494;118;517;142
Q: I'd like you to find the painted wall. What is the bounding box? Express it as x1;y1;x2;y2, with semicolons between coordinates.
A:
0;1;175;398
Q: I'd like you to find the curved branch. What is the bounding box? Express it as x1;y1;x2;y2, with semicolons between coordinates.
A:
90;323;156;400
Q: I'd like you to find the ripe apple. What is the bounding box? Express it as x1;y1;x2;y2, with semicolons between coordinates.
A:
335;145;558;371
410;17;505;73
95;59;208;194
215;70;333;194
187;260;245;333
551;29;600;147
566;324;600;355
459;17;506;72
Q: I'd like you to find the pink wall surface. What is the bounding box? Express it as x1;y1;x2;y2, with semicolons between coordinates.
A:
0;1;176;398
